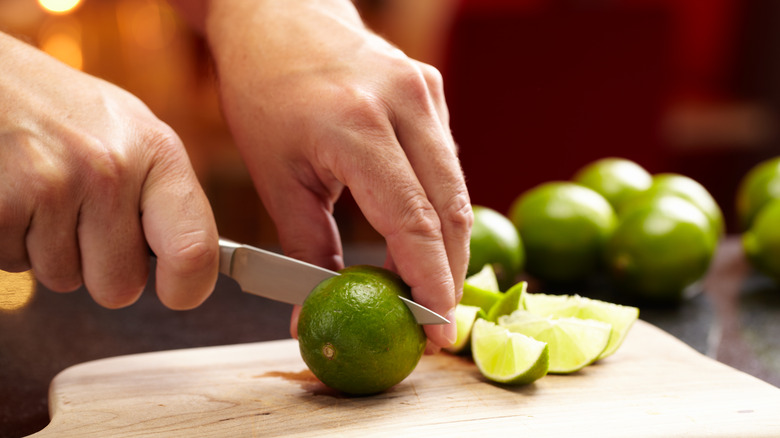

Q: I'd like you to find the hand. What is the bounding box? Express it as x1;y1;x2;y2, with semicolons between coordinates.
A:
203;0;472;348
0;33;219;309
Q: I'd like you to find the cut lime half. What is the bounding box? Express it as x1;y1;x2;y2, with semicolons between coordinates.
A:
471;318;549;385
523;293;638;359
499;310;611;374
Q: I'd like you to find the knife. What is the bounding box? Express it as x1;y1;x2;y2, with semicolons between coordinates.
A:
218;238;450;325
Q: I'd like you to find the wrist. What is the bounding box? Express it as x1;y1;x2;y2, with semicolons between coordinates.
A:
204;0;366;64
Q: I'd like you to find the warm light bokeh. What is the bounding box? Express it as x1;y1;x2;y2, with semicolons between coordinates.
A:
38;18;83;70
0;271;36;311
38;0;82;14
40;31;83;69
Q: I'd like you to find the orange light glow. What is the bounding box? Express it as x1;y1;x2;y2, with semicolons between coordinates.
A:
40;30;83;70
38;0;82;15
0;271;36;312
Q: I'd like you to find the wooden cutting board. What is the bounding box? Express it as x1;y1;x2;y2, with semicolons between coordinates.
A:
30;321;780;437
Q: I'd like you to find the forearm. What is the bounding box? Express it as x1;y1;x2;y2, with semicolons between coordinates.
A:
167;0;365;38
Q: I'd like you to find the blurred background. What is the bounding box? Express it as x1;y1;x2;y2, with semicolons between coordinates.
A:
2;0;780;244
3;3;780;434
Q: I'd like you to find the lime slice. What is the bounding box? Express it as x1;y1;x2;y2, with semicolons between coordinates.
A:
461;283;502;314
445;304;484;354
523;293;638;359
499;310;611;374
465;264;501;292
471;318;549;385
486;281;526;322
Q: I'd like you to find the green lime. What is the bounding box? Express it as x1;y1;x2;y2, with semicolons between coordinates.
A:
468;206;525;290
444;304;484;354
736;156;780;231
461;283;502;314
522;293;638;359
461;265;503;313
622;173;724;238
509;182;617;283
471;318;549;385
573;157;652;211
486;280;526;322
498;310;611;374
606;196;717;303
297;265;426;395
465;264;500;292
742;198;780;282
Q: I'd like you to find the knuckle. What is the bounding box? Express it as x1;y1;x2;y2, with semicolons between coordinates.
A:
77;136;131;196
390;59;441;103
164;232;219;278
15;144;72;205
441;192;474;235
337;87;389;132
418;62;445;92
145;125;183;158
143;125;191;176
32;167;70;205
396;191;442;240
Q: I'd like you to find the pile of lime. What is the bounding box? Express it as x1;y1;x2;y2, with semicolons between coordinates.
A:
501;157;722;304
736;156;780;283
450;266;639;384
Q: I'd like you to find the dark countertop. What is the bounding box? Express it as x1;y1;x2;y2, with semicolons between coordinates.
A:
1;238;779;437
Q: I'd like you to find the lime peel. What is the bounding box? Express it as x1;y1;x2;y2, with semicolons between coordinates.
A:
462;265;503;314
486;281;526;322
523;292;638;359
499;310;611;374
471;318;549;385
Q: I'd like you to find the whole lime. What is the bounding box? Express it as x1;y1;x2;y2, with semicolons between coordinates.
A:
509;182;617;284
606;196;717;303
573;157;652;211
467;205;524;290
297;265;426;395
742;198;780;283
622;173;724;238
736;156;780;231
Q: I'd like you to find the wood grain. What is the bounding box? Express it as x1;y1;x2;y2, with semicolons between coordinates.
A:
30;321;780;437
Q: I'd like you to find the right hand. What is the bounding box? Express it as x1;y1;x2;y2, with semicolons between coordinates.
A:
0;33;219;309
202;0;472;348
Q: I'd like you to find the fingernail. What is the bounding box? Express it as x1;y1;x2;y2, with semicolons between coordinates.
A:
443;308;457;345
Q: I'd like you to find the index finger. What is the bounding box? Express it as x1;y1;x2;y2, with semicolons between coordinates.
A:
140;136;220;310
328;123;469;348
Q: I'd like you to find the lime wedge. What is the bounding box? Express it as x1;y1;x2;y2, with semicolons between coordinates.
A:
461;283;502;314
445;304;484;354
465;264;501;292
523;293;638;359
471;318;549;385
486;281;526;322
499;310;611;374
461;265;503;313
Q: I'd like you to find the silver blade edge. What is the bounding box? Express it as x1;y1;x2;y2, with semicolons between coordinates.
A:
221;241;449;325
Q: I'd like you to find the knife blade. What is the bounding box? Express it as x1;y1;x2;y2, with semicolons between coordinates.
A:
218;238;450;325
